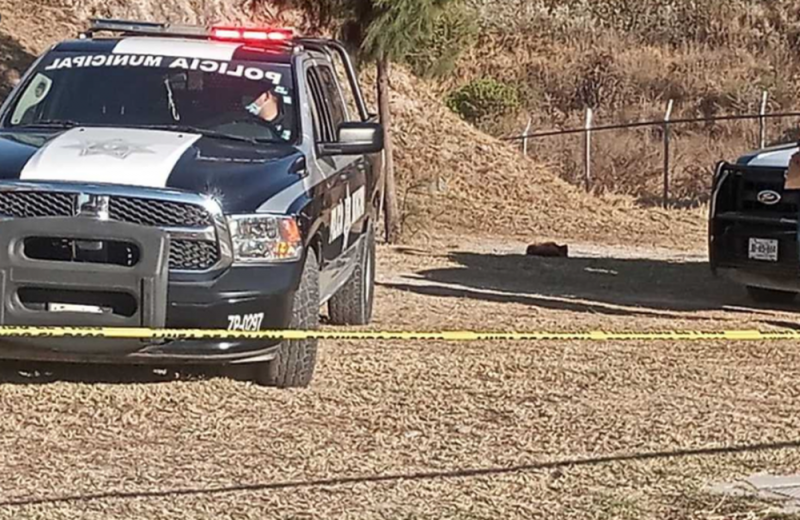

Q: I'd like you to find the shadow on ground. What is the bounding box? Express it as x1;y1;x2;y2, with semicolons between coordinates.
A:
0;361;251;385
382;251;798;319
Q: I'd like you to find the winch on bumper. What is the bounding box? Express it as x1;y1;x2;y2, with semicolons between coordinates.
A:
0;215;301;364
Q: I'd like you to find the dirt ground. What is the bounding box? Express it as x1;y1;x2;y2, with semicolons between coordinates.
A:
1;234;800;519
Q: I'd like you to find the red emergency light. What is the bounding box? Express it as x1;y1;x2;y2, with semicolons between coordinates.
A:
210;26;294;44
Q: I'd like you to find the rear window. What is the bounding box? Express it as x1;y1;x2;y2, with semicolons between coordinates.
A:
5;51;298;143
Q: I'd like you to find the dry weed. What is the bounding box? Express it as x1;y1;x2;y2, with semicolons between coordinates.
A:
443;1;800;204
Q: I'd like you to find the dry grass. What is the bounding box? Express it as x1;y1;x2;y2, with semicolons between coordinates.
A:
0;0;710;247
383;66;706;246
1;238;800;519
524;120;767;206
440;1;800;204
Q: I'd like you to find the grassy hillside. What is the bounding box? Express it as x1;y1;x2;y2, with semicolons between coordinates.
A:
0;0;707;247
439;0;800;205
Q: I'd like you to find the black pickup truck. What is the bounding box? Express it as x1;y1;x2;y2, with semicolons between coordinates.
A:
0;19;383;386
710;142;800;304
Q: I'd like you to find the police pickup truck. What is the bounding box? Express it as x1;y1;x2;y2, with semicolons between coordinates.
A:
0;19;383;387
710;142;800;304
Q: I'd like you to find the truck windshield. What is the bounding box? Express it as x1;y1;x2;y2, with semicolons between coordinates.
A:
5;51;297;143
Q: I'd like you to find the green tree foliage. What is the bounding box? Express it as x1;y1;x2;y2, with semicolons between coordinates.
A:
264;0;467;61
446;78;520;123
357;0;452;61
360;0;457;243
256;0;464;242
405;2;478;78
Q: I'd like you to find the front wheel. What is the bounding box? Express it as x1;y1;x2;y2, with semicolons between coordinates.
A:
255;253;320;388
746;286;797;305
328;222;376;326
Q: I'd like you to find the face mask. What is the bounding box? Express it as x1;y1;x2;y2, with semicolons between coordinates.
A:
246;100;262;116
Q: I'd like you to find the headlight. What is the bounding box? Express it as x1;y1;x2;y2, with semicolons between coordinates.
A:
227;214;302;263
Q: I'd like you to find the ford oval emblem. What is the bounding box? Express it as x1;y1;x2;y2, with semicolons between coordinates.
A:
757;190;781;205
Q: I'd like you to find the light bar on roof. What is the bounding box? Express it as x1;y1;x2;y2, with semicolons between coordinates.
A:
210;26;294;44
89;18;208;38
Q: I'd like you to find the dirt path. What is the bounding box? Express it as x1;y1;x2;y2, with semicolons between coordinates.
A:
374;236;799;333
1;236;800;520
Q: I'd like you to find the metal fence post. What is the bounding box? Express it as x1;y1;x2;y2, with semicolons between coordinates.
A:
584;108;593;192
759;90;769;149
522;117;532;156
498;107;800;203
663;99;674;208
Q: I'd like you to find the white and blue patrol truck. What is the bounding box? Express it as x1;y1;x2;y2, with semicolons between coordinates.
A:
0;19;384;386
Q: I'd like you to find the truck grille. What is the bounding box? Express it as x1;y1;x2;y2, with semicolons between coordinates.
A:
169;240;219;271
738;178;800;216
0;191;212;227
713;164;800;277
0;191;75;219
109;196;212;227
0;191;219;271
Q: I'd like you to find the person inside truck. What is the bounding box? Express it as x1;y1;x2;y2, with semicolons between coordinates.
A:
244;87;291;141
246;89;280;122
185;78;292;142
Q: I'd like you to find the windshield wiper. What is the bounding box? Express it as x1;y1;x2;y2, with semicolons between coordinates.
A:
137;124;260;145
16;119;81;129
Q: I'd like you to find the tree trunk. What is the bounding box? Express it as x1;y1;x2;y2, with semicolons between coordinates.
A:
377;56;400;243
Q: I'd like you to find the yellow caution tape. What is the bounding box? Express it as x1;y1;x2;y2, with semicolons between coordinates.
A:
0;326;797;341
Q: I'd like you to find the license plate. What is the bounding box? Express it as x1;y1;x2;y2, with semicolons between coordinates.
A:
47;303;106;314
748;238;779;262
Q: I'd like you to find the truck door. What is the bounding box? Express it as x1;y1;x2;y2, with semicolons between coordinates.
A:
305;63;368;267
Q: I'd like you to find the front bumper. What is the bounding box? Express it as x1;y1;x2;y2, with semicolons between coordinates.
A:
710;216;800;292
0;217;303;364
716;267;800;293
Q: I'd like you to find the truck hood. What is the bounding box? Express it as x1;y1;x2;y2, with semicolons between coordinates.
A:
736;142;799;168
0;126;305;214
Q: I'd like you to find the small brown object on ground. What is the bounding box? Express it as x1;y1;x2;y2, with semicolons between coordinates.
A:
526;242;569;257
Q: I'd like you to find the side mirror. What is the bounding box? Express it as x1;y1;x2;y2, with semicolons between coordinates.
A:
319;122;384;157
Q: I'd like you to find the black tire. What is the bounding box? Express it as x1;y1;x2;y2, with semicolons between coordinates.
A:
255;253;320;388
746;286;797;305
328;222;376;326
